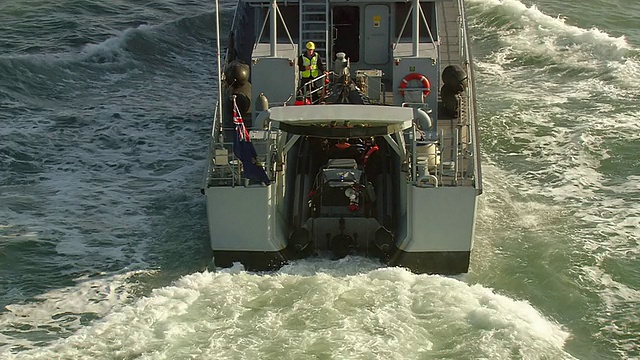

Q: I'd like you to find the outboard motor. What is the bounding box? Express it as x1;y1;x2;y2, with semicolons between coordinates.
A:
317;159;365;217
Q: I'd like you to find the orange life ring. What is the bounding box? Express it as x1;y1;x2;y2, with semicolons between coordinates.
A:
399;73;431;97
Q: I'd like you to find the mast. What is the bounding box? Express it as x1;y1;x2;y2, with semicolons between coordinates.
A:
412;0;420;56
270;0;277;56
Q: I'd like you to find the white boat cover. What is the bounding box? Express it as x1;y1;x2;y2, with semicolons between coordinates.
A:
268;104;415;132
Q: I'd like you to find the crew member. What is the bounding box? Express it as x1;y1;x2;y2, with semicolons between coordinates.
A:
363;137;383;179
298;41;327;101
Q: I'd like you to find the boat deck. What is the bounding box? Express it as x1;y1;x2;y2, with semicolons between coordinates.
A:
376;0;473;187
210;0;476;189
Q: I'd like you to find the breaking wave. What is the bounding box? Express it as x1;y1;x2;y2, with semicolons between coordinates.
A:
467;0;640;89
0;263;574;359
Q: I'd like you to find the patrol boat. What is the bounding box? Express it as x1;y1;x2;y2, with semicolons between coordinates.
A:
203;0;482;274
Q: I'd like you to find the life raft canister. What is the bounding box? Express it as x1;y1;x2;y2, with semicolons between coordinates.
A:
399;73;431;97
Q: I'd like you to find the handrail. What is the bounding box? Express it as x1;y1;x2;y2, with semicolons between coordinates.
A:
299;72;331;104
457;0;483;194
417;175;438;188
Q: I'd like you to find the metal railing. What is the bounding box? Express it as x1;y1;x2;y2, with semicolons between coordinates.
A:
298;72;331;104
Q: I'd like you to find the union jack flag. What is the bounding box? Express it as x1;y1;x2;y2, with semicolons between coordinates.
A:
232;96;270;185
233;101;250;142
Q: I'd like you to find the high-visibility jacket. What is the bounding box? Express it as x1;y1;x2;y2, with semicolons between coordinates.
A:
300;53;319;78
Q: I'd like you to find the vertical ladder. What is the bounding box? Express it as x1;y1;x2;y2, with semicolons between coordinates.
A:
300;0;329;59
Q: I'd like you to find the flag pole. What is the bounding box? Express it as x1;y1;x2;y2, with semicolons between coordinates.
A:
214;0;223;126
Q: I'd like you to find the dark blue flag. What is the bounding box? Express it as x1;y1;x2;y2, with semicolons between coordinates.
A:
233;100;271;185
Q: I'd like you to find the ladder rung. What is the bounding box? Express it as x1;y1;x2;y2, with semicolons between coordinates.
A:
300;0;328;58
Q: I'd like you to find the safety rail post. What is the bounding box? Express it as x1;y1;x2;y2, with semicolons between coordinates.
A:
411;126;417;182
438;129;444;183
453;128;459;186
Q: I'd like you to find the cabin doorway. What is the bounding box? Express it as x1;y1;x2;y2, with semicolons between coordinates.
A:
332;6;359;63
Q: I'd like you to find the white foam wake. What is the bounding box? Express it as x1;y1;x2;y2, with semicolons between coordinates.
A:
0;270;153;355
2;262;574;359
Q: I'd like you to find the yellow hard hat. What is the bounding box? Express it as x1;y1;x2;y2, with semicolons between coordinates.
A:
306;41;315;50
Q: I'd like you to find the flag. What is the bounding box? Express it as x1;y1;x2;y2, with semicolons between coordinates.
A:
233;98;271;185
